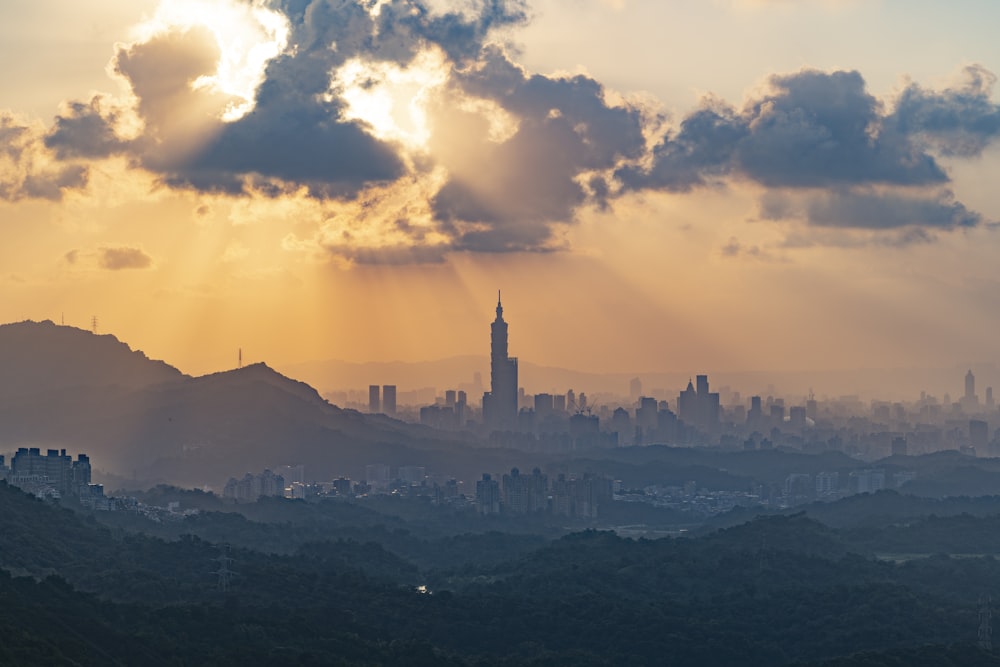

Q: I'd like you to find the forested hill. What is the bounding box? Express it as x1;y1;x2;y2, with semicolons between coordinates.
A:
4;481;1000;665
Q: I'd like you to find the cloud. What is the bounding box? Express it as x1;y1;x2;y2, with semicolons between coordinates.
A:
761;188;980;230
430;47;645;251
17;1;1000;260
888;64;1000;157
620;69;952;192
98;246;154;270
615;104;746;192
0;113;89;201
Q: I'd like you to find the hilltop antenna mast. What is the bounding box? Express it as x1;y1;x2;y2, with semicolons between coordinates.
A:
980;593;993;651
90;316;98;334
238;348;242;369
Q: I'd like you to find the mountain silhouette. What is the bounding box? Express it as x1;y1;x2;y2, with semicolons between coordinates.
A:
0;321;481;489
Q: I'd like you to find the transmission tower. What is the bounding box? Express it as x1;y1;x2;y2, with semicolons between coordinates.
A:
90;316;98;334
979;593;992;651
214;544;237;593
757;534;768;574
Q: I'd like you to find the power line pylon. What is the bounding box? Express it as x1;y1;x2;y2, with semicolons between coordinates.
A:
979;593;992;651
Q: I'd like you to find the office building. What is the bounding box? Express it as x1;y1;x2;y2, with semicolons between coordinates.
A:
382;385;396;415
482;293;518;431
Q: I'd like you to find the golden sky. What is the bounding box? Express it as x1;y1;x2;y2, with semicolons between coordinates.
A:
1;0;999;380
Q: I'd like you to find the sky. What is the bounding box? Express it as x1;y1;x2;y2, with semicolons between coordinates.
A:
1;0;1000;388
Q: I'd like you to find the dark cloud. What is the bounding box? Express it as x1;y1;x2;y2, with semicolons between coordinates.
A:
371;0;527;62
45;97;128;160
431;48;645;250
736;70;945;188
21;165;88;201
98;247;153;271
24;0;1000;258
620;69;952;192
888;64;1000;157
762;188;981;231
616;105;746;192
49;1;526;199
806;189;980;230
0;114;89;202
321;241;449;265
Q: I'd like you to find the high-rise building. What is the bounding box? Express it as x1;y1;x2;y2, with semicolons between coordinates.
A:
961;370;979;412
971;420;989;450
482;293;518;431
502;467;548;514
382;385;397;415
677;375;720;433
476;473;501;515
629;377;642;401
368;385;380;413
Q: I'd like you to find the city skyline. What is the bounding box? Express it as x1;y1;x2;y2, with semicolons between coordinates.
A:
2;1;1000;379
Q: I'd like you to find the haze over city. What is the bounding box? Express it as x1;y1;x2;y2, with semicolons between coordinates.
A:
1;0;999;385
8;2;1000;664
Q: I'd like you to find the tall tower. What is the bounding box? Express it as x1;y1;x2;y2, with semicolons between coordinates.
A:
483;292;518;431
966;370;976;400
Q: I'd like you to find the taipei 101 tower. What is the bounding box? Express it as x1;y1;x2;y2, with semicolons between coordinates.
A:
482;292;518;432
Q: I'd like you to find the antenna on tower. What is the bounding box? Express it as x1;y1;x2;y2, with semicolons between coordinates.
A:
238;348;243;369
90;316;98;334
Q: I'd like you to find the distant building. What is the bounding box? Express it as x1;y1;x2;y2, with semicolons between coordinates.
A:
482;293;518;432
502;467;548;514
369;385;381;414
550;473;612;519
677;375;720;434
275;464;304;485
816;471;839;497
970;420;989;450
849;469;885;494
222;468;286;502
8;448;93;499
365;464;391;491
398;466;426;485
629;377;642;400
475;473;501;515
382;385;397;415
961;370;979;412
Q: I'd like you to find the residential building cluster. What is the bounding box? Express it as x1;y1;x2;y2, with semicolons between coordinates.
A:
475;467;613;519
1;447;107;507
222;469;287;502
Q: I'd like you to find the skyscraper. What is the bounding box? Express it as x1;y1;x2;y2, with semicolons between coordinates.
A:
483;292;518;431
369;385;380;413
382;385;396;416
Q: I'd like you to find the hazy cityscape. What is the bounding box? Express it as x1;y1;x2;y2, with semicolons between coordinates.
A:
6;0;1000;664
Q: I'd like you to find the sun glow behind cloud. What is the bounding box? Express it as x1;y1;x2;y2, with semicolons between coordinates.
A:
330;46;450;151
131;0;289;121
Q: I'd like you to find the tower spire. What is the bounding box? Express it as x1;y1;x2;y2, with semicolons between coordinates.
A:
496;290;503;320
